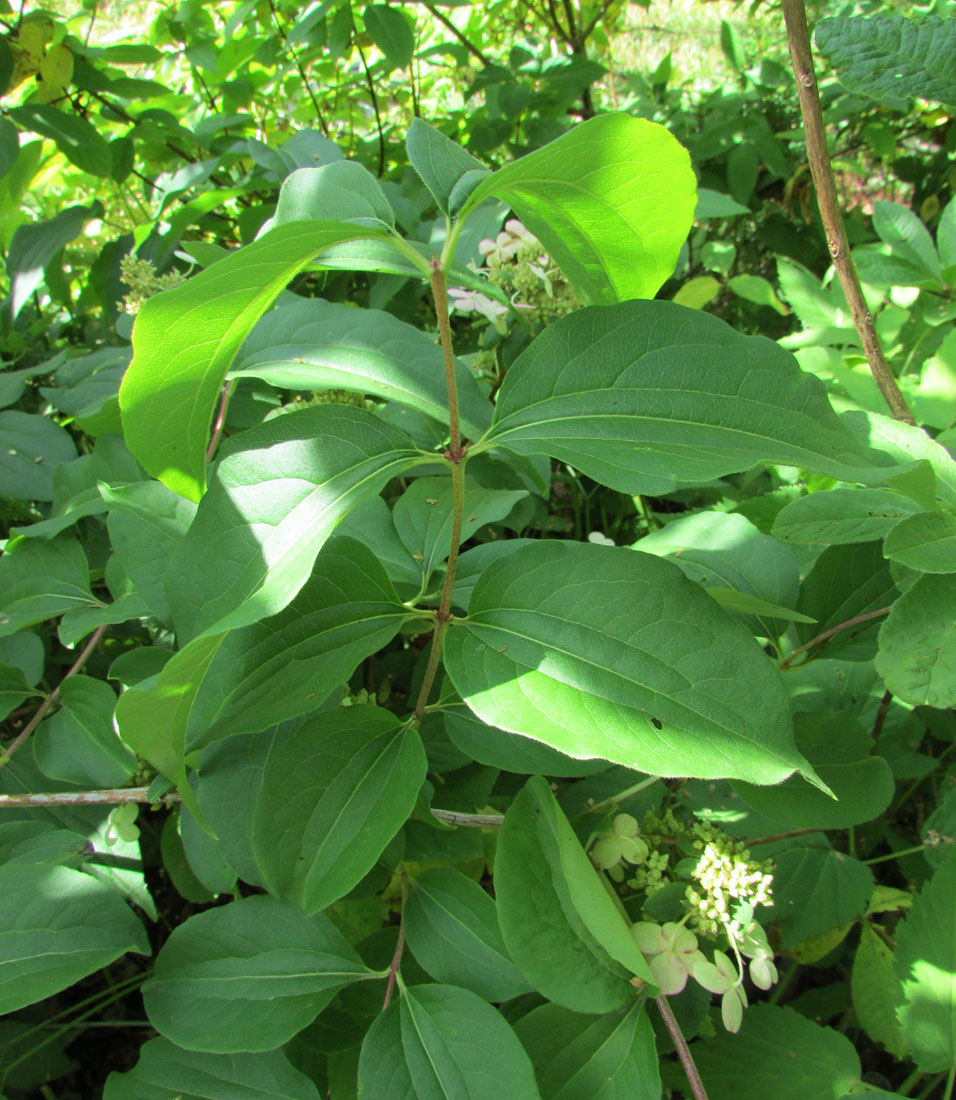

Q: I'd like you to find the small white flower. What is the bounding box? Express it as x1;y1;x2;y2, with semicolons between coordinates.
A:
588;531;615;546
447;287;509;330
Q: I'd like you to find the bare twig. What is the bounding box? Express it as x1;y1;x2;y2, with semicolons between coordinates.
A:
778;606;892;669
656;995;710;1100
420;1;493;68
355;40;386;178
782;0;915;424
0;786;178;808
0;626;108;772
206;379;233;462
382;871;408;1010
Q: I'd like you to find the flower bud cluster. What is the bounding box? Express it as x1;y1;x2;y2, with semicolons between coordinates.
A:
474;219;582;335
118;254;185;315
685;821;773;937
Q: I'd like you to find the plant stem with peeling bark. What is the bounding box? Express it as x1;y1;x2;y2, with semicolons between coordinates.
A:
782;0;915;425
656;994;710;1100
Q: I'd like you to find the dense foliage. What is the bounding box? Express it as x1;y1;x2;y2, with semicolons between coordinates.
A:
2;1;956;1098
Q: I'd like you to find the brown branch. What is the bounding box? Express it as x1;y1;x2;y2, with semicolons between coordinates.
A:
0;626;107;772
0;786;178;808
382;871;408;1010
656;995;710;1100
420;1;493;68
778;605;892;669
782;0;915;425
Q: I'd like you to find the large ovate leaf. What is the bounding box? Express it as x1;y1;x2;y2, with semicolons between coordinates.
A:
772;488;921;545
0;535;97;639
266;162;394;229
882;510;956;573
251;706;426;913
232;297;492;440
115;631;226;830
186;537;409;747
772;844;874;947
119;220;390;501
458;114;696;305
0;864;148;1014
895;849;956;1071
513;1002;661;1100
689;1003;864;1100
852;924;906;1059
142;895;373;1053
0;410;78;500
404;867;530;1003
815;14;956;109
357;983;542;1100
876;572;956;707
407;118;488;215
478;301;885;495
103;1038;322;1100
732;711;894;829
495;776;651;1013
444;542;811;785
165;405;421;641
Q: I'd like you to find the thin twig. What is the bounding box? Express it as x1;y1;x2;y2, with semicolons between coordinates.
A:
206;379;233;462
267;0;329;135
355;40;386;178
871;689;893;740
782;0;915;424
0;786;179;808
420;1;493;67
0;626;108;772
777;606;892;669
382;871;408;1010
656;995;710;1100
430;808;504;828
748;826;821;847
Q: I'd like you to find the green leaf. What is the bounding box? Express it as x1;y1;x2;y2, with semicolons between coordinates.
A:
165;405;421;641
363;4;414;70
103;480;198;622
404;867;530;1002
633;511;802;639
266;162;394;229
479;301;885;495
795;541;897;662
876;573;956;707
852;924;907;1059
728;274;787;314
690;1003;863;1100
815;14;956;108
444;700;603;777
445;542;811;785
33;675;136;787
337;495;422;591
0;535;97;639
513;1002;661;1100
394;477;527;586
458;114;696;305
495;776;652;1012
0;410;78;501
187;537;408;746
895;849;956;1071
9;105;112;176
672;275;721;310
695;189;750;218
251;706;426;913
0;118;18;181
119;220;390;501
883;510;956;573
231;297;492;440
0;863;148;1014
773;845;874;947
732;711;894;829
103;1037;322;1100
407;118;489;215
115;631;225;830
773;488;921;545
143;895;372;1053
872;200;943;283
358;984;542;1100
704;589;815;624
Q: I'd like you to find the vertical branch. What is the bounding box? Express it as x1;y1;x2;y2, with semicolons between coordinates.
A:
411;262;467;721
781;0;915;425
382;871;408;1010
656;995;711;1100
206;379;234;463
356;40;386;178
267;0;330;136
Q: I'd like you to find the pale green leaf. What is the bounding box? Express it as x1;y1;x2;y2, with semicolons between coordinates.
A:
445;542;811;785
895;850;956;1071
459;114;696;305
231;297;493;439
876;573;956;707
883;510;956;573
165;405;421;642
119;220;390;501
265;162;394;230
480;301;885;496
852;924;907;1059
